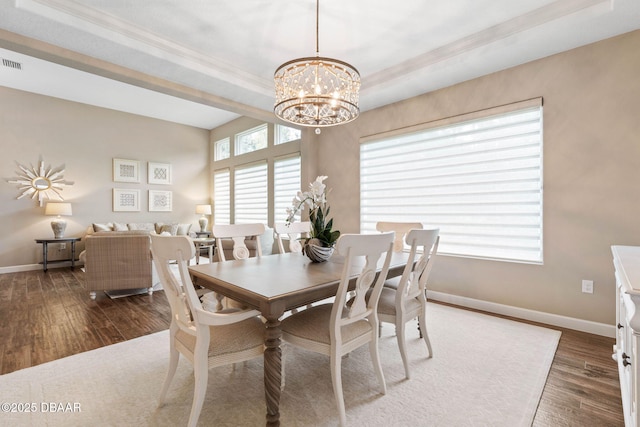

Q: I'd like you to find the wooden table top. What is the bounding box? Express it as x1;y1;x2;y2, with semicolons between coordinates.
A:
188;251;409;317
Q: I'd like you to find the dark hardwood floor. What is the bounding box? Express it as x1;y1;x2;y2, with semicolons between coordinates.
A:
0;268;624;426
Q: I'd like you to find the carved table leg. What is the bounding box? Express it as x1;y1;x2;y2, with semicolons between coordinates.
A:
264;316;282;426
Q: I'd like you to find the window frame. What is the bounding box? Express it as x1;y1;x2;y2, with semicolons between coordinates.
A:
235;123;268;156
212;122;303;228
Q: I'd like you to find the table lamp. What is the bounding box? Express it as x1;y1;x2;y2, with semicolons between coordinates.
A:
195;204;212;232
45;202;72;238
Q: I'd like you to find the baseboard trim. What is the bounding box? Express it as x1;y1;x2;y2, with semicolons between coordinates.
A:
0;263;77;274
427;290;615;338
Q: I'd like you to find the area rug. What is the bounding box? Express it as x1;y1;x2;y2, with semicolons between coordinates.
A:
0;303;560;426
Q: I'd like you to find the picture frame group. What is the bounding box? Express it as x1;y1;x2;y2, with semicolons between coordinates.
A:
112;158;173;212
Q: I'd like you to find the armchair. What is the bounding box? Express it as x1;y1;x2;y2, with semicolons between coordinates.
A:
80;231;158;299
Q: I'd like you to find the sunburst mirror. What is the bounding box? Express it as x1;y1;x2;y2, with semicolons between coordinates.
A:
8;158;74;206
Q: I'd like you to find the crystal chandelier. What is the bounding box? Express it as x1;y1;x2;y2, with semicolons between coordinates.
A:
274;0;360;128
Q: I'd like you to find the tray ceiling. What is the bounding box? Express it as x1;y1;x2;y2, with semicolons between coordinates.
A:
0;0;638;129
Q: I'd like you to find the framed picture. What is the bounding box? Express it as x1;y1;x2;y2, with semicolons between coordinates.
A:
148;162;172;185
113;158;140;183
113;188;140;212
149;190;172;212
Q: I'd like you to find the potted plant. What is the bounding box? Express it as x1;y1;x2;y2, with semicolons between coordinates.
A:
286;176;340;262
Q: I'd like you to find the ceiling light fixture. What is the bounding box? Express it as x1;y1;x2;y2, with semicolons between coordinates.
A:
273;0;360;129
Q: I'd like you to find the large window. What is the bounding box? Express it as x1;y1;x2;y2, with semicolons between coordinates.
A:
235;124;268;155
360;100;543;263
234;162;268;224
213;121;301;227
275;125;301;145
213;169;230;225
274;155;302;223
214;138;230;161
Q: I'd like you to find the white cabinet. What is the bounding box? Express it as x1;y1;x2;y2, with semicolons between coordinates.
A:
612;245;640;427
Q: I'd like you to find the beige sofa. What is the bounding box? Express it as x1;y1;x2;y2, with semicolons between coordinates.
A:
79;222;192;299
79;221;275;299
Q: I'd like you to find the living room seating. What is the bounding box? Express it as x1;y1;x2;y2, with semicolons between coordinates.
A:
280;232;395;427
79;221;195;299
377;228;439;379
150;234;265;427
81;230;158;300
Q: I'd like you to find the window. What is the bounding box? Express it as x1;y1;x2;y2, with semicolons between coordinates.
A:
275;125;301;145
213;170;230;225
213;122;302;227
360;100;543;263
274;155;301;222
214;138;230;161
234;162;268;224
235;124;268;155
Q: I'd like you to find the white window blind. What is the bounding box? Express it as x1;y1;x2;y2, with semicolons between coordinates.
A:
213;169;230;225
274;154;301;223
234;162;268;224
360;103;543;263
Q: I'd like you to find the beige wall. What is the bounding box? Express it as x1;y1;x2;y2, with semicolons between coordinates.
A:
316;30;640;325
0;87;210;269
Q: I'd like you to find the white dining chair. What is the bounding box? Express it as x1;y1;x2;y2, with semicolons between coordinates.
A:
212;223;266;262
376;221;423;253
376;228;439;379
206;223;266;310
280;232;395;427
274;221;311;254
150;234;265;427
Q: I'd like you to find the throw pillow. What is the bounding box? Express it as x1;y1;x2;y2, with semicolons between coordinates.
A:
176;223;192;236
159;224;179;235
92;223;113;232
113;222;128;231
128;223;155;232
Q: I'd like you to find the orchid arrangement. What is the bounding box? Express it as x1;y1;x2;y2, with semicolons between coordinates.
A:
286;175;340;248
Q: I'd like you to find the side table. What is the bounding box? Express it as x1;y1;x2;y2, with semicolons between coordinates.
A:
34;237;81;272
192;238;215;265
194;231;211;238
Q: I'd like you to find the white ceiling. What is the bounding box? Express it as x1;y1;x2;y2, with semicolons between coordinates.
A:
0;0;638;130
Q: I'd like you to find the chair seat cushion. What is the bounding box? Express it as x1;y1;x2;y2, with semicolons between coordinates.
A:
281;304;372;345
175;316;264;357
383;276;401;290
377;286;421;316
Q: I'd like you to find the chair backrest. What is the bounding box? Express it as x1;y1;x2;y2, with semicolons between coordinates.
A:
332;232;395;336
376;221;423;252
274;221;311;254
150;234;198;336
397;229;440;303
212;223;266;261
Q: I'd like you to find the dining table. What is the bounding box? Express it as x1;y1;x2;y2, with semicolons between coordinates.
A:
188;250;409;426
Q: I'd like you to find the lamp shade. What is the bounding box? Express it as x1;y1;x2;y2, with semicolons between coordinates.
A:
195;204;212;215
45;202;72;216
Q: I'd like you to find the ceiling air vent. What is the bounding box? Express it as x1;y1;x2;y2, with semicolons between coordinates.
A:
2;58;22;70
